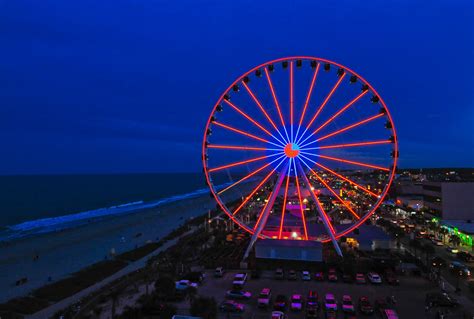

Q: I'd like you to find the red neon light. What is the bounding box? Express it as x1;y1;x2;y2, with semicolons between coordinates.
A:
299;63;320;126
315;162;378;197
316;113;384;142
306;74;346;130
313;90;368;135
318;154;390;171
202;56;399;242
218;162;273;195
208;155;270;173
223;99;273;136
213;121;269;144
278;174;290;239
290;61;294;128
317;140;391;150
295;175;308;240
242;82;279;131
233;169;276;215
309;168;360;219
284;143;300;158
264;68;286;127
207;144;268;151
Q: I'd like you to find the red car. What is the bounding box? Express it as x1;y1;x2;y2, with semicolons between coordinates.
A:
328;269;338;282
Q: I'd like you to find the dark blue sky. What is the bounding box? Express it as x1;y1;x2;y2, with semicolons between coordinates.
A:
0;0;472;174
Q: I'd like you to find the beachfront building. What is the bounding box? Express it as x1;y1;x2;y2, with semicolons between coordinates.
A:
396;181;474;220
438;219;474;249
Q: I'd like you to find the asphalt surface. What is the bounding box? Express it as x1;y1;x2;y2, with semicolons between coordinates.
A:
176;270;471;319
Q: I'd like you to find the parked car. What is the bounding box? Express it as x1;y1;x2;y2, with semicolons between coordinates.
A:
314;271;324;281
290;294;303;311
449;261;471;277
258;288;272;308
175;279;198;291
307;290;319;310
324;294;337;311
355;273;366;284
341;295;355;314
426;292;459;307
302;270;311;281
214;267;224;278
182;271;204;284
233;273;248;284
275;268;284;280
233;273;247;289
367;272;382;284
358;296;374;314
220;300;244;312
327;269;338;282
274;295;288;311
382;309;399;319
288;270;297;280
272;311;285;319
226;290;251;299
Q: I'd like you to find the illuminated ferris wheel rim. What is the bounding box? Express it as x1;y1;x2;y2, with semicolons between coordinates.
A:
202;56;398;243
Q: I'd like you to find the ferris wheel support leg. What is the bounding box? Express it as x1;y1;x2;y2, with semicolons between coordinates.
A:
243;162;289;261
296;162;343;257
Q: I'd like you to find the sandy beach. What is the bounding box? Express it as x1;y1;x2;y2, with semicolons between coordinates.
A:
0;187;245;303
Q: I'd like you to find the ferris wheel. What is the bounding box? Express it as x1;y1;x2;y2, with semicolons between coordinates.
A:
202;56;398;256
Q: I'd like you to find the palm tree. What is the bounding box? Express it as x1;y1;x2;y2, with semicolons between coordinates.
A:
450;235;461;247
439;228;449;244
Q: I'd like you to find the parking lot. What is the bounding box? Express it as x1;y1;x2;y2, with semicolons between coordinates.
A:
187;269;463;319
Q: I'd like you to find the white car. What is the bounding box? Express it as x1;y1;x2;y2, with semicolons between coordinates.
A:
324;293;338;311
226;290;252;299
302;270;311;281
290;294;303;311
214;267;224;277
175;279;198;290
233;273;247;286
367;272;382;284
341;295;355;313
271;311;285;319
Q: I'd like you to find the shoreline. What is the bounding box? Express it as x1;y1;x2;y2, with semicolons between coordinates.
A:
0;182;232;243
0;184;248;303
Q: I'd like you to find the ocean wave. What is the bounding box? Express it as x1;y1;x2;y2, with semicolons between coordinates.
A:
0;182;234;242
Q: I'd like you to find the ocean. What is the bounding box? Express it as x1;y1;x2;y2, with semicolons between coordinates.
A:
0;173;211;240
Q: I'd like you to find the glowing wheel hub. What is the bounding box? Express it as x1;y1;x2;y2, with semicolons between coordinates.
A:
284;143;300;158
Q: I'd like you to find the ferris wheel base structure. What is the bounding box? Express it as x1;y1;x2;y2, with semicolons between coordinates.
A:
202;56;399;261
253;239;324;263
